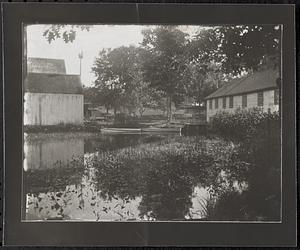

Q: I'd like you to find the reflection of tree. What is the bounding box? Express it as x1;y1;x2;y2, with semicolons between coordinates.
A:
93;137;234;220
93;132;281;221
138;156;194;220
25;132;281;221
240;121;281;221
95;154;197;220
207;120;281;221
24;158;85;194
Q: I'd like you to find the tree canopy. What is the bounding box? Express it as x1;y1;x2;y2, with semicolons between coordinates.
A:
42;24;281;121
204;25;281;74
140;26;190;121
91;45;161;116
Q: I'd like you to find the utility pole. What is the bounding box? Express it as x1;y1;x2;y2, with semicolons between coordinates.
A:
78;51;83;80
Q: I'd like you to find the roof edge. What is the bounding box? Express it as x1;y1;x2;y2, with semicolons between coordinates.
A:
205;86;278;100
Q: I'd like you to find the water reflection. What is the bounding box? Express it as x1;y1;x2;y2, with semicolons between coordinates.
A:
23;132;280;221
24;133;84;171
23;133;213;221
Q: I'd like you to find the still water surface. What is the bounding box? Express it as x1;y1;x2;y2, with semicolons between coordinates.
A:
23;132;220;221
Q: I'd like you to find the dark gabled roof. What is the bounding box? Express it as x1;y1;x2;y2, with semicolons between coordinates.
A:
28;58;66;74
25;73;82;94
205;69;279;100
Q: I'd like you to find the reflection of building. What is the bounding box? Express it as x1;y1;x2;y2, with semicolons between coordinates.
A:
24;134;84;170
205;69;280;122
24;58;83;125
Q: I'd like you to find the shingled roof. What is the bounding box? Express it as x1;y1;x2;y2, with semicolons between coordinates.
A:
28;58;66;74
205;69;279;100
25;73;82;94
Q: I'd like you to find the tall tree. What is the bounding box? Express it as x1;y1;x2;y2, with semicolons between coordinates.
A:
184;25;281;103
182;28;227;104
131;77;164;118
182;61;225;105
193;25;281;75
92;46;141;115
140;26;188;122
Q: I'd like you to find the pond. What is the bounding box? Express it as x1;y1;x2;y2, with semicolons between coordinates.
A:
22;132;279;222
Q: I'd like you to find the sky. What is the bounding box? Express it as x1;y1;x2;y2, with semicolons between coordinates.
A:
27;24;201;87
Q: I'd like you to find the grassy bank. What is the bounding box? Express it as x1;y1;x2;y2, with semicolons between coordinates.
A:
24;122;102;133
23;120;181;133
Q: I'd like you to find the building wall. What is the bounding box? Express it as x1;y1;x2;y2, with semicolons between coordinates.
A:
206;89;279;122
24;92;83;125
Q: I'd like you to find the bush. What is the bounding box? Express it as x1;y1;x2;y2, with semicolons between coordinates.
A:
210;108;280;141
208;108;281;221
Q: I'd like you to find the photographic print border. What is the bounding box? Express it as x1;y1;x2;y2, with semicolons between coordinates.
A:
21;22;283;224
2;3;296;246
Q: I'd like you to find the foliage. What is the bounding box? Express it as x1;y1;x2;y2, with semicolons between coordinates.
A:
182;25;281;103
82;86;100;104
210;107;280;141
204;25;281;75
208;107;281;221
42;25;91;43
205;128;281;221
92;46;161;116
182;60;225;104
130;78;164;117
92;46;137;114
41;24;281;120
24;129;281;221
140;26;189;121
92;136;247;220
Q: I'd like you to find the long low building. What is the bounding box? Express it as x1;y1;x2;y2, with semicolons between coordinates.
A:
205;69;280;122
24;58;83;126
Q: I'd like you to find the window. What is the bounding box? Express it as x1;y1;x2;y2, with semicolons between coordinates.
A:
274;89;279;105
242;95;247;108
209;100;212;109
215;98;218;109
229;96;233;108
257;92;264;106
222;97;226;109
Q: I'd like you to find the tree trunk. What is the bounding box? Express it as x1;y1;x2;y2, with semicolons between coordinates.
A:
139;108;144;118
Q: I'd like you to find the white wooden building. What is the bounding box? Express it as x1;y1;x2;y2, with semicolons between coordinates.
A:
24;58;83;125
205;69;280;122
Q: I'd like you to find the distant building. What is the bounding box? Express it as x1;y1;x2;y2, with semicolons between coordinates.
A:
84;104;109;121
24;57;84;125
27;57;66;74
205;69;280;122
